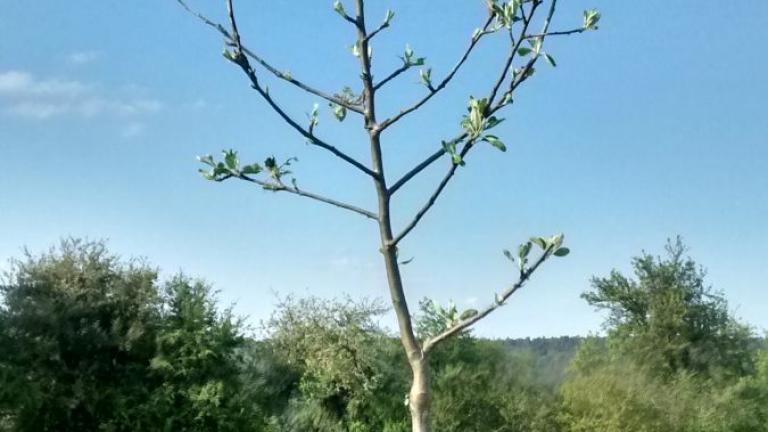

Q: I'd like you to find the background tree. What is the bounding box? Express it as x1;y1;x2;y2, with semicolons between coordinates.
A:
144;276;263;431
0;240;263;432
262;296;409;431
560;239;764;432
581;237;754;380
0;239;160;431
175;1;598;429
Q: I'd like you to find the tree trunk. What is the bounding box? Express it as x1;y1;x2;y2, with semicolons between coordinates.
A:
356;3;433;426
373;176;433;432
409;358;432;432
375;216;433;431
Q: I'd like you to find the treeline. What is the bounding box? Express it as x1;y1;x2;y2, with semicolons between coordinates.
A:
1;238;767;431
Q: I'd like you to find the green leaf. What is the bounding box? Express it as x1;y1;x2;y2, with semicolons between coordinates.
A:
264;157;277;171
222;49;237;62
518;242;532;259
333;0;345;16
419;68;432;87
329;102;347;122
543;52;557;67
197;154;214;167
404;44;414;61
241;163;262;175
550;233;564;249
503;249;515;262
554;247;570;257
308;103;320;129
517;47;533;56
224;150;239;170
198;168;215;180
530;237;547;250
384;9;395;25
583;9;601;30
482;134;506;152
459;309;478;320
495;293;505;305
484;116;504;130
442;140;464;166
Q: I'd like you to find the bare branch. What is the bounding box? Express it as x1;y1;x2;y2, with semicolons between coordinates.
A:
487;1;540;106
378;16;495;131
176;0;364;114
391;140;474;246
365;19;390;42
338;10;360;27
205;1;377;180
388;133;467;195
391;0;586;246
373;63;410;91
526;28;585;38
225;0;242;49
244;63;377;179
220;174;378;220
493;0;564;110
422;246;554;352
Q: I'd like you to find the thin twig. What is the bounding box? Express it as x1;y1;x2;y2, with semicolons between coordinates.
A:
422;246;553;352
501;0;560;100
487;1;539;106
225;0;242;49
388;133;467;195
373;63;411;91
365;21;389;42
526;28;585;39
390;0;565;242
176;0;364;114
213;1;377;179
245;63;377;179
390;141;474;246
378;16;495;131
227;175;378;220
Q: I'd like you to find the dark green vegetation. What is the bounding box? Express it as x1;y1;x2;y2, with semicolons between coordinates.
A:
1;238;766;431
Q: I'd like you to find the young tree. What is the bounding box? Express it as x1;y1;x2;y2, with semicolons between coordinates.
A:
176;1;599;429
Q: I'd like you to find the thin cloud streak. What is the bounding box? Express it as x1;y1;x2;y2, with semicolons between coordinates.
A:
0;70;162;120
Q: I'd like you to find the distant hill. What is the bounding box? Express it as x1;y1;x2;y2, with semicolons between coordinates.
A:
499;336;593;388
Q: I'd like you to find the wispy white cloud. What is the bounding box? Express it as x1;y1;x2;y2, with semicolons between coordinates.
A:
185;98;207;110
120;122;146;138
0;70;88;97
0;70;162;120
67;51;100;65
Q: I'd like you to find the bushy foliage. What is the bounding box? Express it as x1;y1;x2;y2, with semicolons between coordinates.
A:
0;240;261;431
261;296;409;432
561;238;765;432
2;238;766;432
582;237;754;379
0;240;160;431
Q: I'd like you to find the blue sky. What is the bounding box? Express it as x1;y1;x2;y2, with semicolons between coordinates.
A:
1;1;766;338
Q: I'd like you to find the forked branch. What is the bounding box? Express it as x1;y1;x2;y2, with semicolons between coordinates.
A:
176;0;364;115
390;139;474;246
378;16;495;130
235;175;378;220
213;0;378;180
391;0;586;244
422;243;556;352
